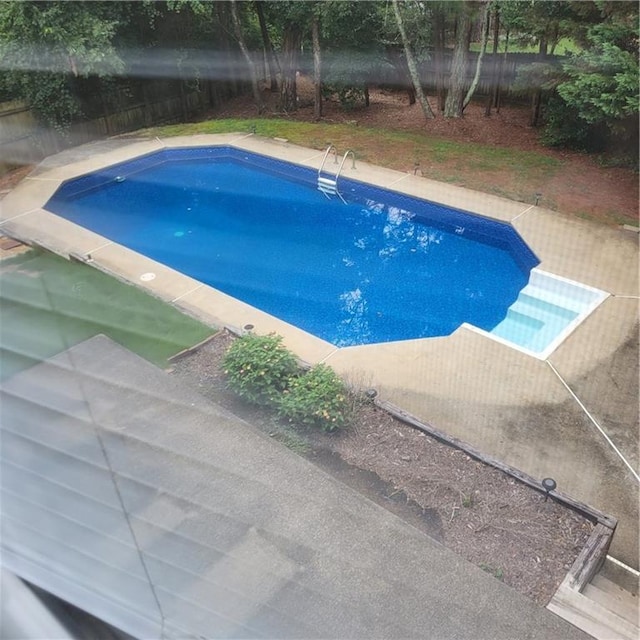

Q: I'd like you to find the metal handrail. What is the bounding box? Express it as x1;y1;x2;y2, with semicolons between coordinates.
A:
318;144;338;178
335;150;356;186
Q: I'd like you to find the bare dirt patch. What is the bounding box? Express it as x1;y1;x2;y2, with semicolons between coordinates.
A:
169;329;594;607
0;164;33;195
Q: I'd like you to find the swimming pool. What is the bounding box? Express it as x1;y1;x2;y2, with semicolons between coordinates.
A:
46;146;541;348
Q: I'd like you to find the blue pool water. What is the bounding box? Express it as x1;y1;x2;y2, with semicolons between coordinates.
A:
46;147;539;347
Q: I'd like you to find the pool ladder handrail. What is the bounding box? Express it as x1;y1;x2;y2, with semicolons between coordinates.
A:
317;145;355;204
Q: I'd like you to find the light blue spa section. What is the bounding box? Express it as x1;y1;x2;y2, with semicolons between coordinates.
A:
489;269;609;358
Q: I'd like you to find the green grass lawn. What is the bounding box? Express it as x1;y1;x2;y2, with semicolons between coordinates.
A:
142;117;561;201
470;37;581;55
145;117;559;173
0;250;214;380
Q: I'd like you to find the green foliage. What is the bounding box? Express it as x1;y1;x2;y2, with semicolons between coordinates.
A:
498;0;579;53
322;50;370;110
222;332;351;432
0;1;124;130
542;10;639;164
461;492;475;508
325;85;366;110
222;333;299;406
277;364;350;432
557;22;639;125
540;94;600;151
480;563;504;581
320;1;386;111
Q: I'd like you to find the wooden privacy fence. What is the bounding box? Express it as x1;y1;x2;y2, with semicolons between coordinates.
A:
0;87;209;173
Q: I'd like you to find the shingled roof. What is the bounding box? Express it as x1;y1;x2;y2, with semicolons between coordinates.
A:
0;335;587;639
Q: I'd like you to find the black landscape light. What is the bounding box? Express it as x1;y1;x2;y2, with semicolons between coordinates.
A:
542;477;557;502
365;388;378;401
534;192;542;206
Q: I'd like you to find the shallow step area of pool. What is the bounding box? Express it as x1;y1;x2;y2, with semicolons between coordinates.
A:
486;269;609;359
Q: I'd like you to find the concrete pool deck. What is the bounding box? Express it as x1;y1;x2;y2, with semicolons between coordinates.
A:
1;133;638;571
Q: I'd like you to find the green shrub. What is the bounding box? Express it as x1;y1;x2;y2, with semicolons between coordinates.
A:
276;364;350;432
540;94;598;151
222;333;299;406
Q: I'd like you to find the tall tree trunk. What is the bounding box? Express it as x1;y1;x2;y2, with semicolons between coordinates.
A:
391;0;435;120
279;24;302;112
312;12;322;120
549;23;559;55
484;4;499;116
434;6;446;112
217;3;238;97
179;80;188;121
463;1;491;111
388;48;415;104
254;0;279;93
529;36;547;127
230;0;264;113
444;3;472;118
495;27;509;112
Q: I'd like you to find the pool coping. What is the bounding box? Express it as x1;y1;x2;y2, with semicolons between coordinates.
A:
1;133;638;569
0;132;637;369
0;132;627;363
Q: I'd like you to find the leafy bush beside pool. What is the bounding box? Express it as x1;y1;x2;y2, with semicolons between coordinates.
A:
222;333;299;406
222;332;351;431
277;364;350;432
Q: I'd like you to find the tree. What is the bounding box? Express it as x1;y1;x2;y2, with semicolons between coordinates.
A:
0;1;123;130
262;1;312;113
558;21;638;126
311;8;322;119
499;0;578;126
484;2;501;116
254;0;279;93
391;0;435;120
320;1;385;110
463;0;491;110
432;2;447;112
230;0;264;113
444;2;473;117
545;13;639;159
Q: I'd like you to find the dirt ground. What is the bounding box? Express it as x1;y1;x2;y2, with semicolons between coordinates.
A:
169;330;594;608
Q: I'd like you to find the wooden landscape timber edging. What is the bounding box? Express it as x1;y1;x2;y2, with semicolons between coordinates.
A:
376;399;618;530
565;523;613;593
167;332;222;363
375;398;617;596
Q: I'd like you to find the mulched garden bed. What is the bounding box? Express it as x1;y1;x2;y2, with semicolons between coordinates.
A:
169;329;594;607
